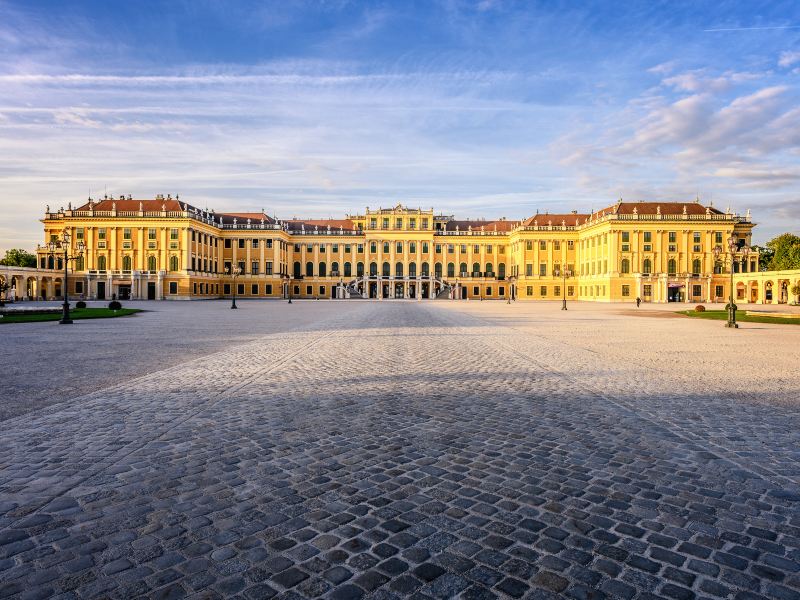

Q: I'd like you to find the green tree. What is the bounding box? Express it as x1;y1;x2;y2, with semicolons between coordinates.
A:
791;283;800;305
766;233;800;271
0;248;37;268
0;277;8;305
751;245;773;271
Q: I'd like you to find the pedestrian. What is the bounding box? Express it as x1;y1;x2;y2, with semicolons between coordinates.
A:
636;296;641;308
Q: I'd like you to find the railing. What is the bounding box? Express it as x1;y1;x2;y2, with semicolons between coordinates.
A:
434;230;508;236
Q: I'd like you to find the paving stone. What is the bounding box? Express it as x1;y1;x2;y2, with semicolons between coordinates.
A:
2;301;800;600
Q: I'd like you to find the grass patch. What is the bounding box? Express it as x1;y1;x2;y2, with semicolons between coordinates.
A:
0;307;142;324
681;310;800;325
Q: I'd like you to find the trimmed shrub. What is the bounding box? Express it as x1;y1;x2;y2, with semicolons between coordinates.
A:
694;305;705;312
76;301;86;309
108;300;122;311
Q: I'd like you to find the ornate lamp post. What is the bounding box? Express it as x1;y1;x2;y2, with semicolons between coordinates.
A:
283;273;292;304
554;266;572;310
227;265;242;309
507;275;516;304
713;236;750;328
47;231;85;324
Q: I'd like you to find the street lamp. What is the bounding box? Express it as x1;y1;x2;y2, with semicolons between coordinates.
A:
507;275;516;304
554;266;572;310
283;273;292;304
227;265;242;309
47;231;85;324
713;236;750;328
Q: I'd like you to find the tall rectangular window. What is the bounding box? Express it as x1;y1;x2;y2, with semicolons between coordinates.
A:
265;261;273;275
251;261;259;275
540;286;547;296
669;231;676;243
123;228;131;240
98;228;106;240
540;240;547;250
76;228;84;240
252;239;259;248
170;228;178;240
644;232;652;243
539;263;547;276
148;228;156;240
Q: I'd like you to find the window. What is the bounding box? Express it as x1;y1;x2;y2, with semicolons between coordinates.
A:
692;285;702;297
715;232;723;244
332;261;339;275
540;286;547;296
409;242;416;253
669;231;676;243
169;282;177;294
396;218;402;229
474;286;480;296
266;284;273;294
224;283;231;294
622;231;630;243
643;258;652;274
98;228;106;240
370;262;378;276
715;285;724;298
447;263;455;277
448;244;454;254
320;286;326;296
238;284;245;295
539;263;547;276
486;286;492;296
486;263;493;275
306;262;313;276
540;241;547;250
238;239;245;249
370;218;377;229
435;244;442;254
251;284;259;295
97;255;107;271
422;242;429;253
435;263;442;278
409;262;416;277
459;262;467;276
252;239;259;248
668;259;677;275
251;261;259;275
383;218;389;229
148;256;157;271
170;228;178;241
473;262;481;275
396;241;403;253
170;256;179;271
357;244;364;253
410;218;416;229
265;261;273;275
553;241;560;251
319;244;326;252
644;232;652;243
422;218;429;229
526;286;533;296
75;227;84;241
622;285;630;297
526;264;533;277
487;245;493;254
692;259;701;275
396;262;404;277
526;240;533;251
123;228;132;240
344;262;352;277
567;286;574;296
383;242;390;253
238;260;245;273
370;242;377;253
266;239;273;248
122;256;132;271
621;259;630;274
225;239;232;248
382;262;390;276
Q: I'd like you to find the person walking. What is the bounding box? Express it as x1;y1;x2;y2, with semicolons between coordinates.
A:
636;296;641;308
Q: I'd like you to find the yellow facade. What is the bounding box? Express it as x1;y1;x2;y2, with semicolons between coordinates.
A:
37;196;759;303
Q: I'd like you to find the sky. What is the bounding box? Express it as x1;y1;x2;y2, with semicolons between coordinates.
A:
1;0;799;251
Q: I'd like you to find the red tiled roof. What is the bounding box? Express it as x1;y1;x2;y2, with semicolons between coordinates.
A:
522;213;587;227
217;212;276;225
286;219;357;231
445;220;519;232
75;198;191;212
598;201;723;216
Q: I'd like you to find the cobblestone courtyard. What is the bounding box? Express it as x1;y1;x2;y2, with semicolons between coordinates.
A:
1;301;800;599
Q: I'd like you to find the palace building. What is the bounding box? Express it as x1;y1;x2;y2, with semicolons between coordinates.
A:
35;195;760;303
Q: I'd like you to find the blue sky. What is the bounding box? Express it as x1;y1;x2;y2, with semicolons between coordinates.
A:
1;0;799;250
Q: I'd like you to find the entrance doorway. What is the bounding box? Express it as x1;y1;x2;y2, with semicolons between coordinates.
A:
460;286;467;299
147;282;156;300
382;283;390;298
394;283;404;298
369;282;377;299
667;285;684;302
118;285;131;300
97;281;106;300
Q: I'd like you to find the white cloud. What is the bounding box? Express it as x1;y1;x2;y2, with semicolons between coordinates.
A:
778;50;800;68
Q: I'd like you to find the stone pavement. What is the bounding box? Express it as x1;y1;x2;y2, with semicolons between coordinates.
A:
1;301;799;599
